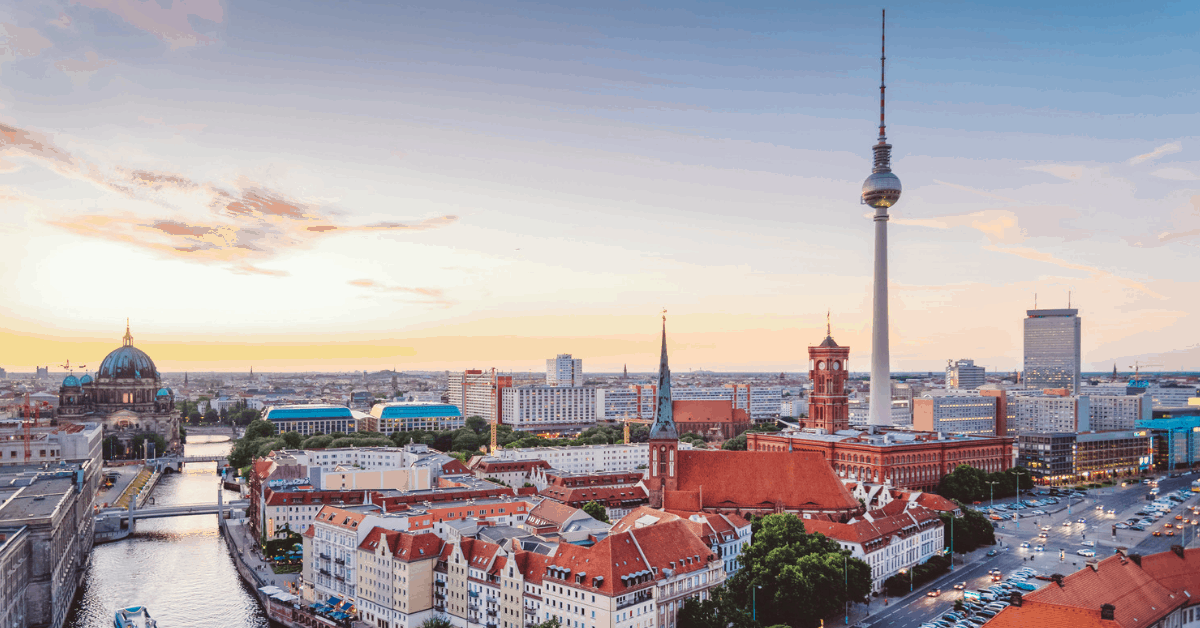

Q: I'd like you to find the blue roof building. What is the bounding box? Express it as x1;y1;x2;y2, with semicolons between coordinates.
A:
367;402;464;434
263;404;358;437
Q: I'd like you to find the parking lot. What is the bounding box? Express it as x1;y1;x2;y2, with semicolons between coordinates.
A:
859;472;1200;628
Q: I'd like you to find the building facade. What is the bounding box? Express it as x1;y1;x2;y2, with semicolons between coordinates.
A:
1023;308;1082;394
1016;430;1150;484
912;393;998;437
263;404;359;436
546;354;583;387
365;402;465;434
808;332;850;433
747;428;1013;493
805;502;944;593
946;359;985;390
1088;393;1152;431
1011;393;1090;433
446;369;512;425
501;386;598;434
597;385;657;422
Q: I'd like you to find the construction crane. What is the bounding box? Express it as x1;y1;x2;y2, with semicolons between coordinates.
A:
1129;361;1163;387
4;394;51;463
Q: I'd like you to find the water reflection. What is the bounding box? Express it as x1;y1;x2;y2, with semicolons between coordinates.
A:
66;434;270;628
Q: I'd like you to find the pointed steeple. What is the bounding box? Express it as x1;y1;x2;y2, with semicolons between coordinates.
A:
650;310;678;440
122;318;134;347
819;310;840;348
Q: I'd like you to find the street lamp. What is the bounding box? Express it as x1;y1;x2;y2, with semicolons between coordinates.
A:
753;585;762;622
986;481;1000;510
845;554;849;626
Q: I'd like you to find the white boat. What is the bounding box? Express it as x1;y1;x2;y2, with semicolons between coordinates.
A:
114;606;158;628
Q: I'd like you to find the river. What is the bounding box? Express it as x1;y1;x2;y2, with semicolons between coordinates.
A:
66;435;271;628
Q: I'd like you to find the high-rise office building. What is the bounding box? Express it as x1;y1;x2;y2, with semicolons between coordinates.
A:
946;359;985;390
1023;308;1082;394
546;354;583;387
446;369;512;424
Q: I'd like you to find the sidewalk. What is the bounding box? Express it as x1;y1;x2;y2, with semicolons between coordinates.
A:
225;518;300;593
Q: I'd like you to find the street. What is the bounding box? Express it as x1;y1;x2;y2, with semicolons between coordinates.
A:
853;473;1200;628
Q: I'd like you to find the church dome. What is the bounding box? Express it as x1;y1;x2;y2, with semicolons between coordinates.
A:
79;374;93;385
156;387;171;397
62;375;80;388
97;345;159;380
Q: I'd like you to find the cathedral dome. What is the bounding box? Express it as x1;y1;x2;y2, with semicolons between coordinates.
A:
61;375;80;388
156;387;171;397
97;345;159;380
79;374;93;385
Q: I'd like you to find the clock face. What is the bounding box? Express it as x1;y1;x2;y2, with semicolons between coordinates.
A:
817;361;826;370
833;361;841;371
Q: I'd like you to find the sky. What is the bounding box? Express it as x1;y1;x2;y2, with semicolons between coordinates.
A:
1;0;1198;374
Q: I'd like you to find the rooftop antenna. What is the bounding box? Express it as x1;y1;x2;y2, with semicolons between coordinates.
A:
879;9;886;144
1034;293;1038;309
1068;290;1072;309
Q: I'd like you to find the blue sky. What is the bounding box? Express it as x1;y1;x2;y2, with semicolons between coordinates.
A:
1;0;1198;373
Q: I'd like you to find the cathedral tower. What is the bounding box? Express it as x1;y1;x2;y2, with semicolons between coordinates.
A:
647;312;678;508
808;313;851;433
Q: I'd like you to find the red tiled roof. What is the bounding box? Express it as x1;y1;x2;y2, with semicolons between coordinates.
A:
357;527;443;562
672;400;742;424
1020;553;1180;628
629;519;715;577
313;505;368;531
985;602;1118;628
441;459;471;475
1138;546;1200;594
514;550;552;586
474;459;551;474
804;505;940;549
914;493;960;512
546;529;655;597
673;450;859;513
540;485;648;508
526;499;580;529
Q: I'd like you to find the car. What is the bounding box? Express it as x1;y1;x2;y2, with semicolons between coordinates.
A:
1178;515;1184;520
1154;531;1163;536
1116;523;1130;529
1014;582;1037;591
1107;509;1116;515
1040;525;1051;531
1132;525;1146;531
954;582;966;590
1192;519;1198;525
1038;532;1048;538
990;568;1001;575
1096;505;1104;510
1035;545;1046;551
1168;531;1176;536
1021;541;1032;548
1077;549;1096;557
928;589;942;597
987;550;997;557
1166;523;1174;529
1077;518;1087;523
1081;540;1095;547
1062;521;1072;527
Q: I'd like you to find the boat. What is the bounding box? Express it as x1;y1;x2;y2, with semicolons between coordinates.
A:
114;606;158;628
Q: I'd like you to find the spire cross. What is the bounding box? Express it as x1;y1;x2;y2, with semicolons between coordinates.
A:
122;318;133;347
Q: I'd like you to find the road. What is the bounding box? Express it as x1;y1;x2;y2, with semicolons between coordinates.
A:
854;473;1200;628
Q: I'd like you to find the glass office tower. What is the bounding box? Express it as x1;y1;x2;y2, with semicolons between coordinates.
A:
1023;308;1082;394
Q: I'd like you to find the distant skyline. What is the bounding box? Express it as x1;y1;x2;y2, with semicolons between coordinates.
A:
2;1;1198;373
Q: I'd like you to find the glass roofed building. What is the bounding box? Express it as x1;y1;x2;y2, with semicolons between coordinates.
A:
263;404;359;437
364;402;464;434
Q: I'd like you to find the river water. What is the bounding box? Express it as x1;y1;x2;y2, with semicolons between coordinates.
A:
66;435;270;628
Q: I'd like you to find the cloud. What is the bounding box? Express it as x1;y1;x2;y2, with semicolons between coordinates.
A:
348;279;454;307
0;120;458;275
1128;142;1182;166
71;0;224;50
55;51;117;78
137;116;206;134
983;244;1163;299
0;23;53;57
1151;168;1199;182
49;13;73;29
892;209;1025;244
1024;164;1084;180
932;179;1020;203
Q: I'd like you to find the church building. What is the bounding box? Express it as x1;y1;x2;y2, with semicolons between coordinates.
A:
56;322;181;451
643;317;861;521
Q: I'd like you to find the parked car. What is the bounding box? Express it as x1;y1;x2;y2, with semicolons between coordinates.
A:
1077;549;1096;557
987;550;997;556
954;582;966;590
928;589;942;597
1076;518;1087;523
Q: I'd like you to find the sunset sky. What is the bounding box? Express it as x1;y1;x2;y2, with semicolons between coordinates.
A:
1;1;1198;374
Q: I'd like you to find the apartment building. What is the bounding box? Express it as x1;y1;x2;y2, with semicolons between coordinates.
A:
1087;393;1152;431
945;359;985;390
805;502;944;593
501;386;598;433
492;444;659;474
446;370;512;424
912;392;998;437
597;386;657;422
1010;393;1091;433
547;355;584;388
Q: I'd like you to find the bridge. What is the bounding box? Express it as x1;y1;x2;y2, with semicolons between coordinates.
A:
97;499;248;521
150;454;229;472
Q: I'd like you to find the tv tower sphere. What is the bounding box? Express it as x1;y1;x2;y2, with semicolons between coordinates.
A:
862;169;902;210
861;8;901;211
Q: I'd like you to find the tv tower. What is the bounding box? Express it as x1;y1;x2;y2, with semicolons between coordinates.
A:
862;9;902;427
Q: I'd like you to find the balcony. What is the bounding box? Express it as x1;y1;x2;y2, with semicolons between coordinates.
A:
486;596;498;604
334;558;345;565
617;591;652;610
319;568;331;576
487;609;497;617
434;592;445;600
333;574;344;582
319;552;331;560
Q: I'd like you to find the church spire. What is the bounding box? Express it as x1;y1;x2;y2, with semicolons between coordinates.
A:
650;310;678;440
122;318;133;347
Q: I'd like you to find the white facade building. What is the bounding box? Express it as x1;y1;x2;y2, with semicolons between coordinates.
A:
597;385;657;421
501;386;597;432
946;359;986;390
913;392;997;436
1011;394;1091;433
492;443;665;473
807;505;944;593
546;354;584;387
1087;393;1152;431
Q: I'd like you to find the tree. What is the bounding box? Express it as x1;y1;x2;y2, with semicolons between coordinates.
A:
419;617;455;628
678;587;754;628
725;514;871;628
280;431;303;449
188;411;202;424
102;436;125;460
581;500;609;523
465;416;489;435
245;420;277;440
722;433;748;450
131;432;168;458
528;619;561;628
452;430;481;453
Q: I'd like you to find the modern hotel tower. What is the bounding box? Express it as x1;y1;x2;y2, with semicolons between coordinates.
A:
861;10;903;427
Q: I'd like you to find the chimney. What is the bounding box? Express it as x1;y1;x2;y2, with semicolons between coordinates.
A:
1100;604;1115;620
1009;591;1022;607
1129;554;1142;566
1051;574;1064;587
1172;544;1185;558
1086;559;1099;571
